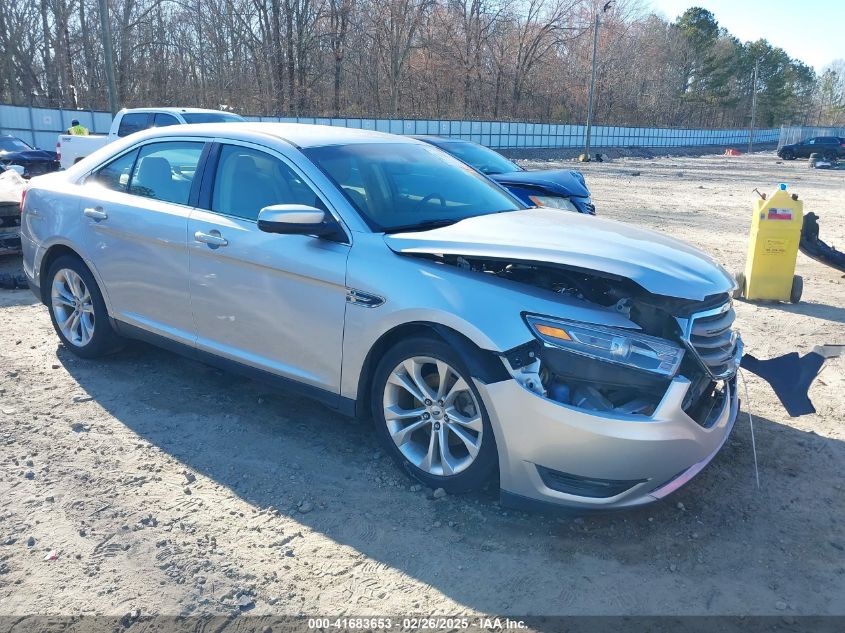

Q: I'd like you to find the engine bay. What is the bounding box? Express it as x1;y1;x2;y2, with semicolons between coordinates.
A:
438;254;727;423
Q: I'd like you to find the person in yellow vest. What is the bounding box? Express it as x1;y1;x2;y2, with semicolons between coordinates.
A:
66;119;89;135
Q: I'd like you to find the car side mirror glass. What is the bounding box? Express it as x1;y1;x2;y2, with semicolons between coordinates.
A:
257;204;343;240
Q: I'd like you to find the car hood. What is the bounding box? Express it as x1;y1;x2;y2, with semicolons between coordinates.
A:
383;208;734;301
0;149;59;162
491;169;590;198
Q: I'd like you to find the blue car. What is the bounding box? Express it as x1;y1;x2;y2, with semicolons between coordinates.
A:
413;136;595;214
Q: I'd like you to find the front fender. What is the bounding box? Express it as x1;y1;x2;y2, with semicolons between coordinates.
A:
340;233;638;400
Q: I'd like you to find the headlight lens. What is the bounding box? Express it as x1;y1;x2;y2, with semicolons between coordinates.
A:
528;195;578;212
526;315;685;377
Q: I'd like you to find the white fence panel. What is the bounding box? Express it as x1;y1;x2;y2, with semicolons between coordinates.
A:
1;103;808;153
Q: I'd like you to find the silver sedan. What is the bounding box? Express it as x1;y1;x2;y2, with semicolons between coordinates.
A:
20;123;741;511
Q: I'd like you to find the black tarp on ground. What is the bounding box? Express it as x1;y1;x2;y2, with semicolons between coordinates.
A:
741;345;845;416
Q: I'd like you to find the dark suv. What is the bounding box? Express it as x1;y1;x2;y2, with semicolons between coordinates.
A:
777;136;844;161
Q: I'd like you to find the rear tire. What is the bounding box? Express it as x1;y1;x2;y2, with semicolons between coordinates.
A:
371;336;498;493
46;255;122;358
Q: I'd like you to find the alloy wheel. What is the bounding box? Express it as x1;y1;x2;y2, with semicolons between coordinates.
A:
51;268;95;347
382;356;483;476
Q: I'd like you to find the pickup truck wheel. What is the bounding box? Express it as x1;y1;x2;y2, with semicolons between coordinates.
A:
780;149;794;160
47;255;122;358
372;336;498;493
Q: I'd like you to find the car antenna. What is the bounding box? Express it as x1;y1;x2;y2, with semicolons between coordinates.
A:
752;188;767;201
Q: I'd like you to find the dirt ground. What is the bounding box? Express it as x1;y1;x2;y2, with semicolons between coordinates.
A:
0;152;844;620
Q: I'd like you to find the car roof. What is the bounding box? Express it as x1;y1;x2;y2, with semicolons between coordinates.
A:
119;107;238;115
128;122;419;148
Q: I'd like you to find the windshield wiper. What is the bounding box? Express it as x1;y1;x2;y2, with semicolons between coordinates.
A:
383;218;461;234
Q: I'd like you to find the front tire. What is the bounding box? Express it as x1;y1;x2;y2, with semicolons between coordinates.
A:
371;336;498;493
47;255;122;358
781;149;794;160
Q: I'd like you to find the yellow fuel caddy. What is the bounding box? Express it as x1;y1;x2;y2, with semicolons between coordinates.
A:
736;183;803;303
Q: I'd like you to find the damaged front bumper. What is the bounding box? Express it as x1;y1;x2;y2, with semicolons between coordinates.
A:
475;352;740;511
0;204;21;254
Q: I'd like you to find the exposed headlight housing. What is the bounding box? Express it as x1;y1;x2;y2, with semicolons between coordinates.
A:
525;314;685;378
528;195;578;213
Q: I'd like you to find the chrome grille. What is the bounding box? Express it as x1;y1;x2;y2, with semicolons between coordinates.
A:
678;301;741;379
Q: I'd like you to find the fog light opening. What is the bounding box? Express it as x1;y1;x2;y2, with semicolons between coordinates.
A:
543;375;660;416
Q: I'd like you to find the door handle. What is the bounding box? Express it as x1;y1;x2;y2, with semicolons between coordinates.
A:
194;230;228;247
83;206;108;220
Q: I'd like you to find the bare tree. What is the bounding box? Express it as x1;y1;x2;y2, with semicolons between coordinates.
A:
0;0;823;128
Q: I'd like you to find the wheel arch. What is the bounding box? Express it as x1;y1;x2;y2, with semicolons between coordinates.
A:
39;243;84;304
354;321;510;419
38;243;114;318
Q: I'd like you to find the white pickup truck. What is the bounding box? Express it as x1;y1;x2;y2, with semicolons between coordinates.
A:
56;107;244;169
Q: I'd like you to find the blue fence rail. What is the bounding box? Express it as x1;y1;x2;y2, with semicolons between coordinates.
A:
0;102;780;151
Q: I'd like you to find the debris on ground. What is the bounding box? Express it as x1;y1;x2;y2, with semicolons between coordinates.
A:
808;153;838;170
801;213;845;274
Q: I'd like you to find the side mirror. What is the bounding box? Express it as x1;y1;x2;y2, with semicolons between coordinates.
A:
257;204;343;240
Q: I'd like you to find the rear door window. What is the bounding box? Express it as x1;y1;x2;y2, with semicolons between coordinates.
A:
89;149;139;192
128;141;205;205
117;113;151;137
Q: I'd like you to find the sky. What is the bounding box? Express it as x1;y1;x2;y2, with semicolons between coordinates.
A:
648;0;844;72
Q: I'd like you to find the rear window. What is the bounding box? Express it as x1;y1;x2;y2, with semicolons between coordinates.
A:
181;113;244;124
153;113;180;128
435;141;519;175
0;137;32;152
117;113;151;137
